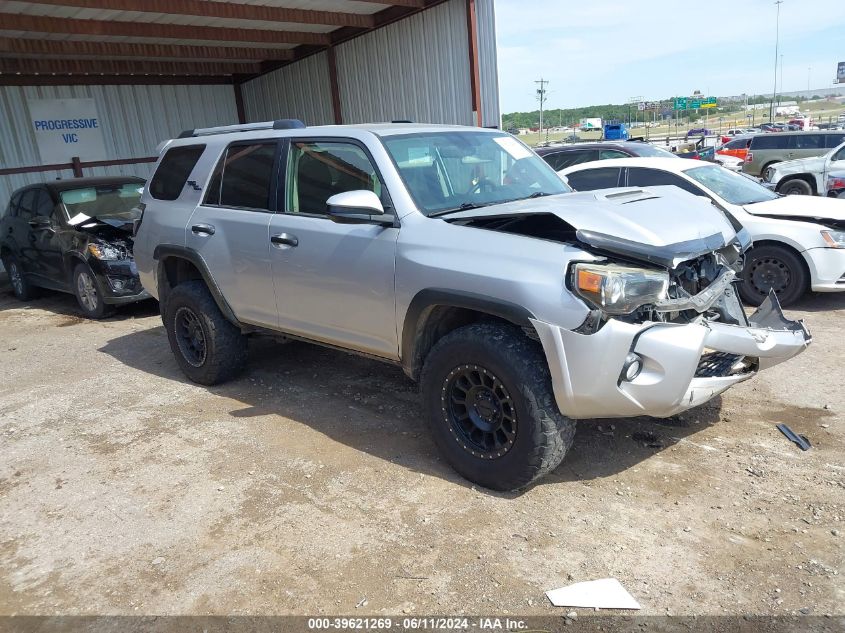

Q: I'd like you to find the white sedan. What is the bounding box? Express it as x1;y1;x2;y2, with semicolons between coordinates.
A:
559;157;845;306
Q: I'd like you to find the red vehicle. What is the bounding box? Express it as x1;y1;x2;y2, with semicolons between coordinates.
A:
717;135;753;161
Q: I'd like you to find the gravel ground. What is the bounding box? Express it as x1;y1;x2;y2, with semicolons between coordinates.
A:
0;283;842;618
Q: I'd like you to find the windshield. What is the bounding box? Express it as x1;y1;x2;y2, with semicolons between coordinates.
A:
381;132;570;216
61;182;143;225
684;165;778;205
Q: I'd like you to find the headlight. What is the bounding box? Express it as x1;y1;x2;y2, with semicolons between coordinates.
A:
87;242;123;260
821;230;845;249
572;263;669;315
763;167;775;182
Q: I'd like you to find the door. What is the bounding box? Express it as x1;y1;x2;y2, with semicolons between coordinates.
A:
10;189;40;274
824;144;845;182
28;188;65;286
269;139;399;358
185;140;280;328
790;134;824;160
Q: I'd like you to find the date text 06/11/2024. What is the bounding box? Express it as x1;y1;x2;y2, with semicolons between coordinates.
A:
306;617;529;630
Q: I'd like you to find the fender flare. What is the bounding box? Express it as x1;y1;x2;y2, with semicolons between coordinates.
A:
153;244;241;327
400;288;536;379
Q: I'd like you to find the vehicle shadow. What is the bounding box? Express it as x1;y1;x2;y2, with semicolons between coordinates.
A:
0;277;159;322
786;292;845;313
98;326;724;496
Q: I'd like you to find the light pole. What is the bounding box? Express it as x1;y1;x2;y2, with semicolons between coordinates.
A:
779;54;784;106
807;66;811;91
535;78;548;144
770;0;783;122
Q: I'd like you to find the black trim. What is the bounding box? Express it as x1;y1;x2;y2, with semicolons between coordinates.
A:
400;288;536;378
153;244;242;327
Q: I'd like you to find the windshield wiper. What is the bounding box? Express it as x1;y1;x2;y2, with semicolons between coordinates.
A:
527;191;552;198
428;202;490;218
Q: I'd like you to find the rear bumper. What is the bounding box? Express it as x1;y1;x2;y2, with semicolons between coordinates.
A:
532;295;811;419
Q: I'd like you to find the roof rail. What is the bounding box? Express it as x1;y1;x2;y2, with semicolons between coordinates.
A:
178;119;306;139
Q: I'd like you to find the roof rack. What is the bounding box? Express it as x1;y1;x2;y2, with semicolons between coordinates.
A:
178;119;306;139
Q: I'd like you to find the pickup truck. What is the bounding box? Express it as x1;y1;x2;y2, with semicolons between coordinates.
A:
763;140;845;195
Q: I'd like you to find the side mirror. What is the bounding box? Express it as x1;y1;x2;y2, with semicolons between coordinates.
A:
326;190;390;224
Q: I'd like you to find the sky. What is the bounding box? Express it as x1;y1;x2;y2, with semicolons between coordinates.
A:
494;0;845;113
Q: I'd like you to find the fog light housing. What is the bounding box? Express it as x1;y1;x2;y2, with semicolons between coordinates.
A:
108;277;127;291
620;353;643;382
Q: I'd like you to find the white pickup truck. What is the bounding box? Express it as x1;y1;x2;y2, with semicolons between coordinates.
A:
764;140;845;195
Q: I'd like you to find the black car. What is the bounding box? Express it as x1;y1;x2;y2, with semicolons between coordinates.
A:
1;176;150;318
535;141;678;171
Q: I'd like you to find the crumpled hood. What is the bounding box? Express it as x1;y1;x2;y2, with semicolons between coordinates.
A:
743;195;845;222
447;186;737;261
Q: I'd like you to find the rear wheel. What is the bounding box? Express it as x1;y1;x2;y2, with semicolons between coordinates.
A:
739;244;808;307
421;322;575;491
779;178;812;196
164;280;248;385
3;254;37;301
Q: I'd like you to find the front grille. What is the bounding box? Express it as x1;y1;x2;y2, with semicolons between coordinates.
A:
695;352;748;378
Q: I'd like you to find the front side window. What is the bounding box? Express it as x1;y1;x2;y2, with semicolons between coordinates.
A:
34;190;56;219
381;132;569;216
149;145;205;201
204;142;277;211
285;141;384;215
684;164;778;205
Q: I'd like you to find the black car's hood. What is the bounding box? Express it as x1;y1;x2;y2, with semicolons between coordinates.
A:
68;208;140;233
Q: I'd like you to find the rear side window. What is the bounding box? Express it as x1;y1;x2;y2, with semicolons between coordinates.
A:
794;134;824;149
826;134;845;148
149;145;205;201
545;150;598;171
750;135;789;150
565;167;622;191
724;137;750;149
204;142;278;211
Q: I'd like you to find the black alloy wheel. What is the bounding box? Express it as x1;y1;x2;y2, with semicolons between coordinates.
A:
442;364;517;459
174;306;208;367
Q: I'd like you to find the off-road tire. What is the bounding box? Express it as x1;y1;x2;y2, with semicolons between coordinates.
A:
421;322;575;491
3;253;37;301
73;263;113;319
779;178;813;196
739;244;808;307
164;280;247;385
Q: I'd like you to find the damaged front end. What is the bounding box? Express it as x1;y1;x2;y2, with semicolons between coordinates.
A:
74;221;148;303
532;231;811;420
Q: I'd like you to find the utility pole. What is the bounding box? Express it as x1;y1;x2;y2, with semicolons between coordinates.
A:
770;0;783;122
807;66;811;91
535;78;548;144
780;54;784;105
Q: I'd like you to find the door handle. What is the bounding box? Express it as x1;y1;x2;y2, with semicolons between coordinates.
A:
191;223;215;236
270;233;298;247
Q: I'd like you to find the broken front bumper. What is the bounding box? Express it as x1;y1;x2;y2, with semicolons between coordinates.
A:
532;294;811;420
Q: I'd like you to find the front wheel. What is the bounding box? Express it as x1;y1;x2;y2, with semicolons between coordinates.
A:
73;263;113;319
739;244;808;307
163;281;248;385
779;178;812;196
421;323;575;491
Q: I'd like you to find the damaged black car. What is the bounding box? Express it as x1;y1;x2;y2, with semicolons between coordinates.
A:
1;176;150;318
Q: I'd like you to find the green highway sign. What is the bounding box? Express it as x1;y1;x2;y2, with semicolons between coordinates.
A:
673;96;718;110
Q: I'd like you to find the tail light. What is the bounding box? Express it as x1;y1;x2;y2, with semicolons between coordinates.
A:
746;151;753;164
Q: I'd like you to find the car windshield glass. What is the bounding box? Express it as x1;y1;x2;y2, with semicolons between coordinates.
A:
684;165;778;205
628;144;679;158
380;132;570;216
61;182;144;225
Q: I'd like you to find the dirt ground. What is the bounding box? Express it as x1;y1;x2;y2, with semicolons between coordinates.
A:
0;282;843;618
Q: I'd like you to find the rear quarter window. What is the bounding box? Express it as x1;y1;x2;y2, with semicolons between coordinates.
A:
826;134;845;148
149;145;206;201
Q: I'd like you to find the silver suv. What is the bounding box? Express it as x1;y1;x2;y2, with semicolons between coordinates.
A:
134;121;811;491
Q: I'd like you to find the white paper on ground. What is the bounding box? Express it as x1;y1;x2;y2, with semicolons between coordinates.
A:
545;578;641;610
